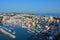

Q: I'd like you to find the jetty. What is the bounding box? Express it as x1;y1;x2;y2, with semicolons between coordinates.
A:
0;28;16;39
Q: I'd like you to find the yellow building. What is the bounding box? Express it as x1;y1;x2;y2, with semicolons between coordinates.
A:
18;20;22;23
50;16;54;22
32;22;35;27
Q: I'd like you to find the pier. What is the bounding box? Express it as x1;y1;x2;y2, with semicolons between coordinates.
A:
0;28;16;39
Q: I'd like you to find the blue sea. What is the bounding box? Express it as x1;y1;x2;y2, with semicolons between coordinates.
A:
34;13;60;16
0;23;47;40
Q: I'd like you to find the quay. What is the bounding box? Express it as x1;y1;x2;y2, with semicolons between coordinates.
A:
0;28;16;39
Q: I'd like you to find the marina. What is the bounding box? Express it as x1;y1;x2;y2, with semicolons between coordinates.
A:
0;28;16;39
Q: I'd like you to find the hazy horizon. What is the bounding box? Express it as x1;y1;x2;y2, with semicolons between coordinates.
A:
0;0;60;14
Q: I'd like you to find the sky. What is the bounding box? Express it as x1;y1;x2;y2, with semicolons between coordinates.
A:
0;0;60;14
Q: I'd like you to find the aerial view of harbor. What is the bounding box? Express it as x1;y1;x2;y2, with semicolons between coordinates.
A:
0;0;60;40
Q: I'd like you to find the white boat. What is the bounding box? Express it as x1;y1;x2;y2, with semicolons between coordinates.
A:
12;31;16;35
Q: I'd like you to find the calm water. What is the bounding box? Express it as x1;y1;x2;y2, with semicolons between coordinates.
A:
34;13;60;16
0;23;47;40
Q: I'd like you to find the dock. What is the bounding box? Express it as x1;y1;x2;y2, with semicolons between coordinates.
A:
0;28;16;39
